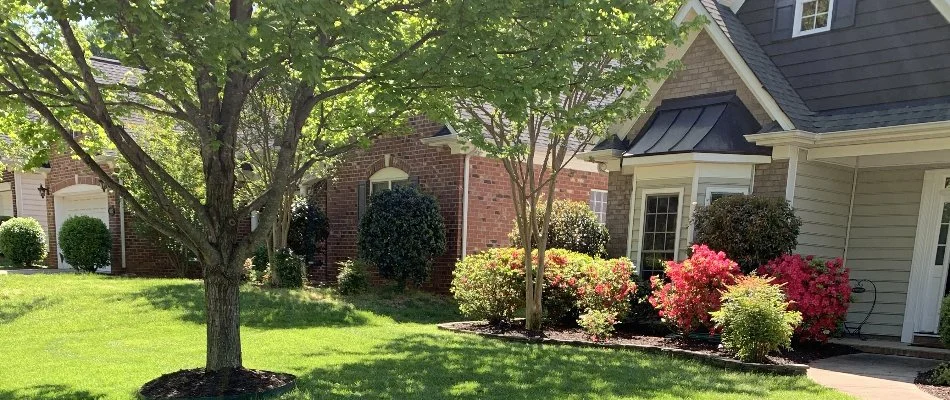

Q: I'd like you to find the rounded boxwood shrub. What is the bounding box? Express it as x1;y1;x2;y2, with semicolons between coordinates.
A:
758;254;851;342
59;215;111;272
0;217;48;267
269;248;304;288
358;185;446;287
693;195;801;273
251;244;269;273
509;199;609;257
711;276;803;363
337;259;369;295
287;199;329;265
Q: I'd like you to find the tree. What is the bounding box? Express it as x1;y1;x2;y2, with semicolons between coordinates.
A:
0;0;479;372
441;0;694;331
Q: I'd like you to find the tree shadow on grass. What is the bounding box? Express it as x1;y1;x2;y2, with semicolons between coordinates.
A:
342;289;461;325
0;297;59;324
126;283;368;329
293;334;841;400
0;384;104;400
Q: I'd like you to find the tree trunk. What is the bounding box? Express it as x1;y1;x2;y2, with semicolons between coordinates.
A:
524;250;543;331
205;269;242;370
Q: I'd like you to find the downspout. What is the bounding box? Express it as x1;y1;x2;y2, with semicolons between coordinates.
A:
460;153;472;258
119;189;127;272
842;158;859;265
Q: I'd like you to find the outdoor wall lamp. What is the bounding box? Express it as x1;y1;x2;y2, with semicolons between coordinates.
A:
98;178;108;192
37;184;50;199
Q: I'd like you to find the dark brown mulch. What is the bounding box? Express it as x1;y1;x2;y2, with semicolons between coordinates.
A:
454;321;859;366
916;367;950;400
140;368;296;399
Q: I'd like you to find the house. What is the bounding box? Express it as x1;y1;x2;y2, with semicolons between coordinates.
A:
308;117;608;292
0;57;230;277
585;0;950;342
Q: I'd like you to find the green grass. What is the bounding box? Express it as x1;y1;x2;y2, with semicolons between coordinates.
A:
0;274;852;399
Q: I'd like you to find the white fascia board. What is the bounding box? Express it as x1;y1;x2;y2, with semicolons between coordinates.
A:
578;149;624;163
418;132;474;155
621;152;771;166
746;120;950;149
932;0;950;22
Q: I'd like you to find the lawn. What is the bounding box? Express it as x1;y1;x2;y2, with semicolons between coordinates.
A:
0;274;852;399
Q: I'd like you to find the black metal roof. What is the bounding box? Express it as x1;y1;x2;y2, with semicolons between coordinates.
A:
624;91;769;158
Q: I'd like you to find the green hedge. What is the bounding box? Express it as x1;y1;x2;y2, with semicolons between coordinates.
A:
509;199;608;257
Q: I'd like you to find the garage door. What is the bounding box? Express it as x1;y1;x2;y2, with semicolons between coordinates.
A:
55;192;110;272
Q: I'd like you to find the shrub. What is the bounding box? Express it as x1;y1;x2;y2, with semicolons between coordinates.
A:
287;199;329;265
649;244;742;334
0;217;48;267
711;276;803;363
269;248;304;288
509;199;609;257
693;195;801;272
251;244;269;273
337;259;370;295
927;363;950;386
358;185;446;287
940;295;950;348
452;248;525;325
542;249;592;325
758;254;851;342
59;216;111;272
576;257;636;317
579;309;618;342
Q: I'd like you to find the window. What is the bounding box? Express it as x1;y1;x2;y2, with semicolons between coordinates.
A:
369;167;410;194
589;190;607;224
793;0;833;37
705;187;749;206
639;191;681;279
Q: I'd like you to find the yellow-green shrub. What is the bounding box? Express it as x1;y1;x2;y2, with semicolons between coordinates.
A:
711;276;802;363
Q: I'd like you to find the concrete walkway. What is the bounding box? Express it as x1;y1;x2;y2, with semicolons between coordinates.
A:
809;353;941;400
0;268;75;275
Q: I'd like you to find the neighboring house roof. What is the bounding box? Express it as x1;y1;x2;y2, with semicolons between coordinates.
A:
699;0;950;134
623;91;769;157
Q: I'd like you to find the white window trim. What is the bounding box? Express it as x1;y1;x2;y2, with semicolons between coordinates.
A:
369;167;409;194
704;187;749;206
793;0;834;38
589;189;608;224
636;187;685;277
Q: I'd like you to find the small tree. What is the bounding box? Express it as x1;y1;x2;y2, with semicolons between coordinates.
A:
59;216;111;272
443;0;693;330
287;199;329;265
693;195;802;272
358;185;446;288
509;199;608;257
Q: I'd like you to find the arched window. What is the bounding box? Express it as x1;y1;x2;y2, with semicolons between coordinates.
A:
369;167;409;194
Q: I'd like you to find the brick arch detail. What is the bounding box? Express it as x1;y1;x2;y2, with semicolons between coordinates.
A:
49;176;101;194
364;155;413;179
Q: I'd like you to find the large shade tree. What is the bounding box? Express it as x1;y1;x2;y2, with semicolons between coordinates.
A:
0;0;481;371
440;0;695;330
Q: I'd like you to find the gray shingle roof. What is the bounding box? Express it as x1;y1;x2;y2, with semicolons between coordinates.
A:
699;0;950;134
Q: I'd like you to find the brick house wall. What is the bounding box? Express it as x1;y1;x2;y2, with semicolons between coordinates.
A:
629;31;773;137
605;171;632;259
321;117;465;292
752;160;789;199
465;156;608;255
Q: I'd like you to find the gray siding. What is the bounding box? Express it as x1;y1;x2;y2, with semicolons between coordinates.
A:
793;161;854;259
845;166;931;337
629;178;693;263
695;177;752;206
737;0;950;111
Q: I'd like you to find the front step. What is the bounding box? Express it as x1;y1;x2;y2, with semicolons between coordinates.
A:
912;334;945;349
833;337;950;361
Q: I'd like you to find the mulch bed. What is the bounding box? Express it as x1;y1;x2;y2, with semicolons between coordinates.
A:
450;320;858;366
916;367;950;400
140;368;296;399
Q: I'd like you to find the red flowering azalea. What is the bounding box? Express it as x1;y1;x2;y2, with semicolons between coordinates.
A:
649;244;742;334
757;254;851;342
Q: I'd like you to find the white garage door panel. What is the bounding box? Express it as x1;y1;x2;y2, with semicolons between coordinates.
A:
55;191;110;272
